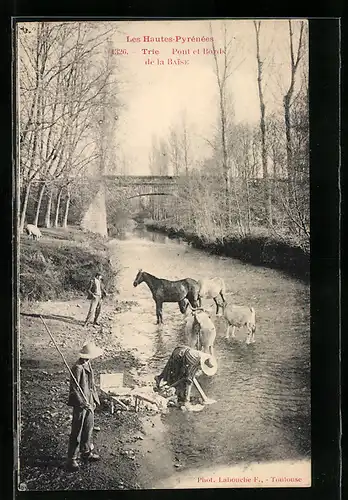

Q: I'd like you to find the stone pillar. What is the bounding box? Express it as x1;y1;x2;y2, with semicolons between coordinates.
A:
81;183;108;237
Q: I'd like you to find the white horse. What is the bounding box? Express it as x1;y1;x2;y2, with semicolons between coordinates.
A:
198;277;226;315
185;308;216;356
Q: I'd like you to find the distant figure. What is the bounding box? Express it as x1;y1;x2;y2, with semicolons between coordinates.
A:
154;346;217;409
25;223;42;240
66;342;103;471
84;272;107;327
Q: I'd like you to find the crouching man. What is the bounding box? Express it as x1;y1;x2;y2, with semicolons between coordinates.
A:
66;342;103;471
154;346;217;410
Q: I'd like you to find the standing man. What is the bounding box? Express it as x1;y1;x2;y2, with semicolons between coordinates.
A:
66;342;103;471
84;272;107;327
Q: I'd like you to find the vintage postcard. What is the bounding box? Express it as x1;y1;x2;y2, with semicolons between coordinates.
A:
15;19;311;491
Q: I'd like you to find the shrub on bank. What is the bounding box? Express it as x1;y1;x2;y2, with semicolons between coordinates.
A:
19;228;117;301
146;222;309;282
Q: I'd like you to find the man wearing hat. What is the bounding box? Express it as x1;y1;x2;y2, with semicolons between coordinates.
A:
84;272;107;327
66;342;103;471
154;346;217;408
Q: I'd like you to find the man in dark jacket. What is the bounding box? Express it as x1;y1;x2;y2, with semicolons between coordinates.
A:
154;346;217;408
84;272;107;327
66;342;103;471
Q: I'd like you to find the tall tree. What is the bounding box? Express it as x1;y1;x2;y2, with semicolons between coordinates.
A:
180;111;191;176
18;21;121;230
254;20;272;226
168;127;181;176
209;21;243;225
283;20;305;183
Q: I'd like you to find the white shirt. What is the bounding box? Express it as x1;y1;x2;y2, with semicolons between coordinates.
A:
94;278;102;296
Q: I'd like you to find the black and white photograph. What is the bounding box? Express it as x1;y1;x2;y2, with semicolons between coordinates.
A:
15;19;311;490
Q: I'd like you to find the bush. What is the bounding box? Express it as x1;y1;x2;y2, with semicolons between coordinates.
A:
145;222;309;282
19;229;117;301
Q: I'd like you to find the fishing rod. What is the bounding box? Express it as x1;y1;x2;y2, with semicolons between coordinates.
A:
40;315;91;409
40;315;128;412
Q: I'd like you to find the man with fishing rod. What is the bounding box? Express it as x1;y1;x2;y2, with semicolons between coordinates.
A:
66;341;103;471
40;316;104;472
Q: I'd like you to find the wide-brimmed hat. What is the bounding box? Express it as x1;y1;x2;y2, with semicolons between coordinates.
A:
79;342;103;359
200;353;218;377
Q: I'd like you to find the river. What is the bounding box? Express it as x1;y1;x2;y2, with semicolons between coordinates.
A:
108;228;311;489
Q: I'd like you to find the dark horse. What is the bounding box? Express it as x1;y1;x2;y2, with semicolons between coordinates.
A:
133;269;200;324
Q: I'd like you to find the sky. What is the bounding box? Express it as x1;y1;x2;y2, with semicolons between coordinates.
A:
110;19;308;176
17;20;308;178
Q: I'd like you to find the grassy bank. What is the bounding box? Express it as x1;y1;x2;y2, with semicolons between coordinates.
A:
145;221;309;282
19;227;117;302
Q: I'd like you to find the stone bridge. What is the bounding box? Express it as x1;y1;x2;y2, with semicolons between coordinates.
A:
81;175;179;236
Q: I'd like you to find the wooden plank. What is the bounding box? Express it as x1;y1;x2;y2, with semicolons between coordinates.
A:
192;378;209;402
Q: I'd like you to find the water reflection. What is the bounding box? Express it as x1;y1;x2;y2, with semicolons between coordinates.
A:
132;228;170;244
152;330;168;362
114;225;188;246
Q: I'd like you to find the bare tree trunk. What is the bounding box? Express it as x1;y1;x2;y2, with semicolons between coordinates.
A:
44;187;53;228
20;182;31;232
62;189;71;228
284;20;304;188
245;178;251;233
54;186;64;227
210;23;235;227
33;183;46;226
254;21;272;227
284;93;292;183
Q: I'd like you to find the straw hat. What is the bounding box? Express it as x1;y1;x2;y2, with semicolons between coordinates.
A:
79;342;103;359
200;353;218;377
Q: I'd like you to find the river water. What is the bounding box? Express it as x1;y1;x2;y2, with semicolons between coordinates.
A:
108;228;310;489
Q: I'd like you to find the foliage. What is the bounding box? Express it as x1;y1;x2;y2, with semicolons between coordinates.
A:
142;20;309;255
146;221;309;281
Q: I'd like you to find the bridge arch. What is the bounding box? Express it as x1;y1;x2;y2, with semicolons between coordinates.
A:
81;175;178;236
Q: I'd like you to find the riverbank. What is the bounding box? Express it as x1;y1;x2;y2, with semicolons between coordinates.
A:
20;227;116;302
18;229;162;491
18;296;159;491
145;221;309;282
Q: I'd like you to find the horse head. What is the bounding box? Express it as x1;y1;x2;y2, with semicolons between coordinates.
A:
133;269;144;287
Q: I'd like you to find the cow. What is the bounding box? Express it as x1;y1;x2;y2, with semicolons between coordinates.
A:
25;224;42;240
223;303;256;344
